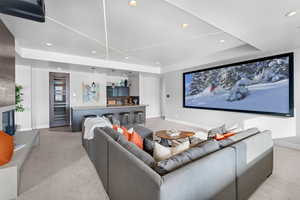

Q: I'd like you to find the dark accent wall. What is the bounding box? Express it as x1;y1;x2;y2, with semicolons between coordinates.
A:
0;19;15;107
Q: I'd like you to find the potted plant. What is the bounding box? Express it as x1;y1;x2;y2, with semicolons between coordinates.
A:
15;85;25;131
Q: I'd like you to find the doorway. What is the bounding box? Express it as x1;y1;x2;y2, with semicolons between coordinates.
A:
49;72;70;128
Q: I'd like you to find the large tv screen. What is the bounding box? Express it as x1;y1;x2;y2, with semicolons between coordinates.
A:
183;53;294;117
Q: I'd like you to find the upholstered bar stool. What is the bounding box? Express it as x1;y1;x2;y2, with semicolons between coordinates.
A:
134;111;145;125
119;112;131;126
102;113;114;124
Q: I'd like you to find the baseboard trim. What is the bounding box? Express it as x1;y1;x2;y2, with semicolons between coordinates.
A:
35;125;49;129
165;118;211;132
18;128;33;132
146;115;161;119
274;140;300;151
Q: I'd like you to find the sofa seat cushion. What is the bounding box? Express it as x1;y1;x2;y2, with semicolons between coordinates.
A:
118;135;156;168
218;128;260;147
154;140;220;175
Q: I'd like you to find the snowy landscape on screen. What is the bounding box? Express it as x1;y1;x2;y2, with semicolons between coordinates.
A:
185;56;290;113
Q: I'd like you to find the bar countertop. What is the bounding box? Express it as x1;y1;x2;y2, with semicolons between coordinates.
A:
72;104;148;111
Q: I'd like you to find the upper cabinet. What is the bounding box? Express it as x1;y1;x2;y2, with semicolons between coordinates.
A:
107;86;129;97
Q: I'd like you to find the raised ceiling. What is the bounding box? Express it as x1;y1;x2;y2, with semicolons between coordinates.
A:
1;0;300;73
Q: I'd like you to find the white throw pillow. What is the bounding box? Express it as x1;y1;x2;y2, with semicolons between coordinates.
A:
153;141;190;162
194;131;208;140
101;116;113;128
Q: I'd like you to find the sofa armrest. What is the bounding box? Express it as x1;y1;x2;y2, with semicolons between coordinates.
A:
161;147;236;200
108;140;162;200
0;166;18;200
231;130;273;200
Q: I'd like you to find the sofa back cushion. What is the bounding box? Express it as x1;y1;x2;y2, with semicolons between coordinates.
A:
132;125;153;138
154;140;220;175
218;128;260;147
118;135;156;168
100;127;122;141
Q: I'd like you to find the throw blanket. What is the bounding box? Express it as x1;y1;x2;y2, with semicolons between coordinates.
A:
84;117;112;140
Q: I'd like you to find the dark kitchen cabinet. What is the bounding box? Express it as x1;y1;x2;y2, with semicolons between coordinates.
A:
118;87;129;97
107;86;129;97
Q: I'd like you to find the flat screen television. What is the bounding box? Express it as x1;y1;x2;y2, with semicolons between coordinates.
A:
183;53;294;117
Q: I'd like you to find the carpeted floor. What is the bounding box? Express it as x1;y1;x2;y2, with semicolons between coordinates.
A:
18;118;300;200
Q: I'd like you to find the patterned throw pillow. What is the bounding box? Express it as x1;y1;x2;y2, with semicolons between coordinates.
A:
208;124;227;138
112;126;143;149
153;141;190;162
112;125;130;140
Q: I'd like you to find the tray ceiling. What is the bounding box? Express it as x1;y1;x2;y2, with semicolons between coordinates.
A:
1;0;299;73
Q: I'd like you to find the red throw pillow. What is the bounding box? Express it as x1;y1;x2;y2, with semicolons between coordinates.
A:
0;131;14;166
223;132;235;138
129;132;143;149
215;132;236;141
215;134;225;141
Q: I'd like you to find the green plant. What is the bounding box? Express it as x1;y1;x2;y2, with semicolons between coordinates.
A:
16;85;25;112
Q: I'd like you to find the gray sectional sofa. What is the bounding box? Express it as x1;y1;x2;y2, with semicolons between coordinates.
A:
82;126;273;200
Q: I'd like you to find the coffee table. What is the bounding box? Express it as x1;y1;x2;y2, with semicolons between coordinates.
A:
156;130;195;146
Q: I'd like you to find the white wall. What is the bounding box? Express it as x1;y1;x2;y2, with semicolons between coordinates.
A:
163;49;300;139
31;68;50;129
129;74;140;96
70;71;106;107
15;65;32;131
106;75;127;86
140;73;161;118
295;48;300;138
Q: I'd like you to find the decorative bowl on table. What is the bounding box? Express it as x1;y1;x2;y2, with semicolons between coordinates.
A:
166;129;181;137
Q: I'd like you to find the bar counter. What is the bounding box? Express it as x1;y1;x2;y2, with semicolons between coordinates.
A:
71;104;147;132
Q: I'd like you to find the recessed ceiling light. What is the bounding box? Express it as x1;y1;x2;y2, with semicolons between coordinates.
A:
45;42;52;47
285;11;297;17
129;0;137;7
181;23;189;29
220;39;225;43
91;50;97;54
57;67;62;71
125;57;129;59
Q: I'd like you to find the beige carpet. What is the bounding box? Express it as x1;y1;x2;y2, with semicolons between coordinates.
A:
18;118;300;200
19;127;109;200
